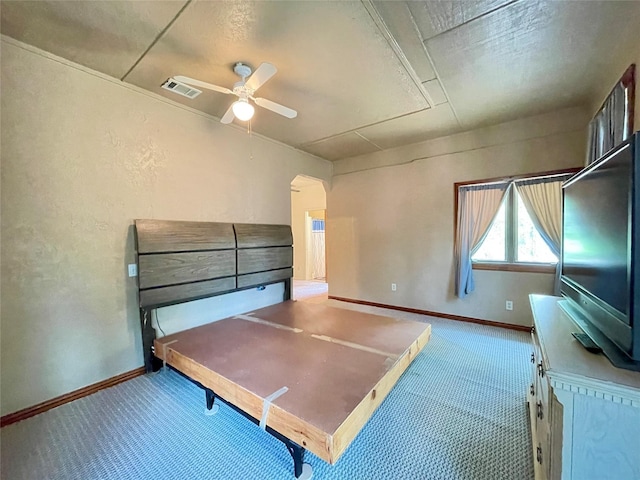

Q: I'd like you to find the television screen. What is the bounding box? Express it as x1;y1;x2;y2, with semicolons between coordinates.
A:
562;143;632;322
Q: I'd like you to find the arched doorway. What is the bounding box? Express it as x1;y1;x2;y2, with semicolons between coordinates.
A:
291;175;328;302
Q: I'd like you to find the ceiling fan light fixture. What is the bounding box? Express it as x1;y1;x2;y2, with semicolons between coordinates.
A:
172;62;296;124
232;99;254;121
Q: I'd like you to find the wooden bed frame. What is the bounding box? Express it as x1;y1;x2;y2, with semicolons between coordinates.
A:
134;219;431;479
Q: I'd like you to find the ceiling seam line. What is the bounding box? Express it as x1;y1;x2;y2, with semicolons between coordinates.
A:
353;132;384;150
404;7;462;127
360;0;434;107
299;108;432;148
333;125;588;177
120;0;193;82
419;0;521;127
424;0;521;42
419;50;460;126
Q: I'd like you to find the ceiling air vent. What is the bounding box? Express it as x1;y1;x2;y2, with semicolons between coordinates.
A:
161;78;202;99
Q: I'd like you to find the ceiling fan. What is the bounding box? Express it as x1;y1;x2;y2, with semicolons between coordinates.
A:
163;62;297;124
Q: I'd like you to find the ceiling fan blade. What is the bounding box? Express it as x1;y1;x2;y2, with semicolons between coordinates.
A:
220;104;235;124
253;97;297;119
174;75;233;95
245;63;277;92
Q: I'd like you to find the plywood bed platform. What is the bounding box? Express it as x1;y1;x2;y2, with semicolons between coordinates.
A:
134;219;431;478
155;301;431;467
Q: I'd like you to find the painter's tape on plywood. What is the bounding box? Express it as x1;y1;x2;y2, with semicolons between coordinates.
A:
311;334;398;359
260;386;289;430
234;314;303;333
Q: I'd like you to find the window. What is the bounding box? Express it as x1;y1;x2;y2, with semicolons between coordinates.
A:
454;169;578;280
311;219;325;232
472;187;558;266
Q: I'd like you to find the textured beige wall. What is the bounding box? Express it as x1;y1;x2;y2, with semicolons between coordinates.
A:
291;182;326;280
0;39;331;415
327;107;588;327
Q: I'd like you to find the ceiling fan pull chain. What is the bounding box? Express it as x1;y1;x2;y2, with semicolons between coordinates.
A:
249;119;254;160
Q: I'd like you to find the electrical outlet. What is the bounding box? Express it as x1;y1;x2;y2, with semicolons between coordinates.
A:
128;264;138;277
391;283;397;291
506;300;513;311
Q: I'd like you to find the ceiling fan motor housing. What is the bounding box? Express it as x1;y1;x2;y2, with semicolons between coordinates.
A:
232;63;254;98
233;62;252;79
233;82;252;98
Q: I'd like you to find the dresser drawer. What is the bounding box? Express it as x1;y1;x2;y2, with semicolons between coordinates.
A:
530;326;552;480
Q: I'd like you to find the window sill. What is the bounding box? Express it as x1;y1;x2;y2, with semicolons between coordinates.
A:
472;262;557;274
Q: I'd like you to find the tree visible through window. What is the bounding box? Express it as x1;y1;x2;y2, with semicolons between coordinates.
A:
472;186;557;264
516;193;557;263
472;200;506;261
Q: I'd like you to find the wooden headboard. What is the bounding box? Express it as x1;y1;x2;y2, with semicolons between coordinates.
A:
134;219;293;371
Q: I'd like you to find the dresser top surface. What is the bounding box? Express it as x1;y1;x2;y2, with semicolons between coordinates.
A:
530;294;640;392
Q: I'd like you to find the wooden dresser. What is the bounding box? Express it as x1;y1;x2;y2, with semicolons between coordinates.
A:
528;294;640;480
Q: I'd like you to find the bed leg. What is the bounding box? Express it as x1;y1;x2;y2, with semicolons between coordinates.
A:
206;389;215;409
285;441;312;479
283;278;292;301
199;387;311;477
140;308;161;373
204;388;219;415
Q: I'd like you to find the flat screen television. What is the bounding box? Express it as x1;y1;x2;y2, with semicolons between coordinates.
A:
560;131;640;371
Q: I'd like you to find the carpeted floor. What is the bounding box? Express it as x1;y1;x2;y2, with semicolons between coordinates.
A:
293;280;328;303
1;298;534;480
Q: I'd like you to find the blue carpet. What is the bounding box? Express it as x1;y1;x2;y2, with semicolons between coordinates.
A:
1;310;534;480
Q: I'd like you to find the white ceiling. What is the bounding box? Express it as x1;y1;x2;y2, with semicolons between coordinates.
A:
2;0;639;161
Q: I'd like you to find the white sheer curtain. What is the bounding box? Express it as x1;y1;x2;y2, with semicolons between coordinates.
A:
515;177;567;295
455;183;510;298
310;230;325;279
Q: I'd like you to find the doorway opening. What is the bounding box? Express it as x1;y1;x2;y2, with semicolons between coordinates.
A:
291;175;327;302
